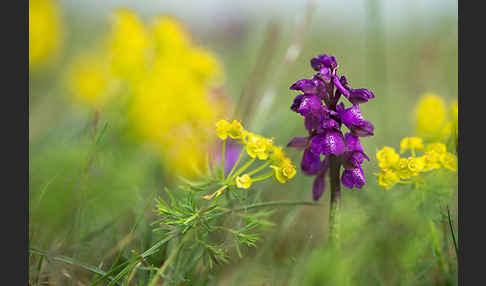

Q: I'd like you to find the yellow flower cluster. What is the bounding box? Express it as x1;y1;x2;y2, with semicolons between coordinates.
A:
414;93;458;141
376;137;456;190
67;8;226;178
215;119;296;190
29;0;63;69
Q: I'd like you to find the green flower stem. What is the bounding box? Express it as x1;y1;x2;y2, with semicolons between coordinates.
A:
226;146;246;180
228;157;256;182
246;160;271;176
149;229;193;286
222;200;320;214
251;171;274;182
329;155;341;249
221;140;226;180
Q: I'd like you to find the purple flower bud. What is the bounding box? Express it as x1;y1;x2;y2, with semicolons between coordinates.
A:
347;88;375;105
310;54;337;71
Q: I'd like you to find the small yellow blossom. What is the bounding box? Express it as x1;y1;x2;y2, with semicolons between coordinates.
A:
415;93;447;139
400;137;424;154
270;146;287;164
396;158;413;180
440;152;457;172
236;174;252;189
376;146;400;169
377;169;400;190
228;120;244;139
216;120;231;140
246;133;272;160
407;156;426;175
425;142;447;154
271;159;297;184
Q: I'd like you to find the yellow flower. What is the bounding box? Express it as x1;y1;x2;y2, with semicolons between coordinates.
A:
29;0;63;69
414;93;447;139
246;133;272;160
67;52;113;106
440;152;457;172
421;154;441;172
422;142;446;171
236;174;252;189
271;159;296;184
270;146;287;164
450;100;458;122
425;142;447;154
228;120;244;139
108;8;150;82
215;120;231;140
396;158;413;180
407;156;426;175
377;169;400;190
400;137;424;154
376;146;400;169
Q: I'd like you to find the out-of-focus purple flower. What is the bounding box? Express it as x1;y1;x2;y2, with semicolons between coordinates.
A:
287;53;375;200
212;139;242;175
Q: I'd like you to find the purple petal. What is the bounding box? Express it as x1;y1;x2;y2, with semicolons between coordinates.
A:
312;156;330;201
341;165;366;189
310;130;345;155
317;68;331;83
344;132;363;153
301;149;322;175
290;94;304;113
341;151;366;170
287;137;308;150
298;95;322;117
321;118;340;131
290;79;316;93
333;75;350;97
304;114;321;133
340;105;374;137
347;88;374;105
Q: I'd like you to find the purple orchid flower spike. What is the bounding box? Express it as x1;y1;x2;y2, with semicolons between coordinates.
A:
287;53;375;201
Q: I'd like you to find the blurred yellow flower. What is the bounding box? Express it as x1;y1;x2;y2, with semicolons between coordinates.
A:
67;52;113;106
414;93;458;141
440;152;457;172
414;93;446;139
108;8;150;82
29;0;63;69
67;8;225;179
